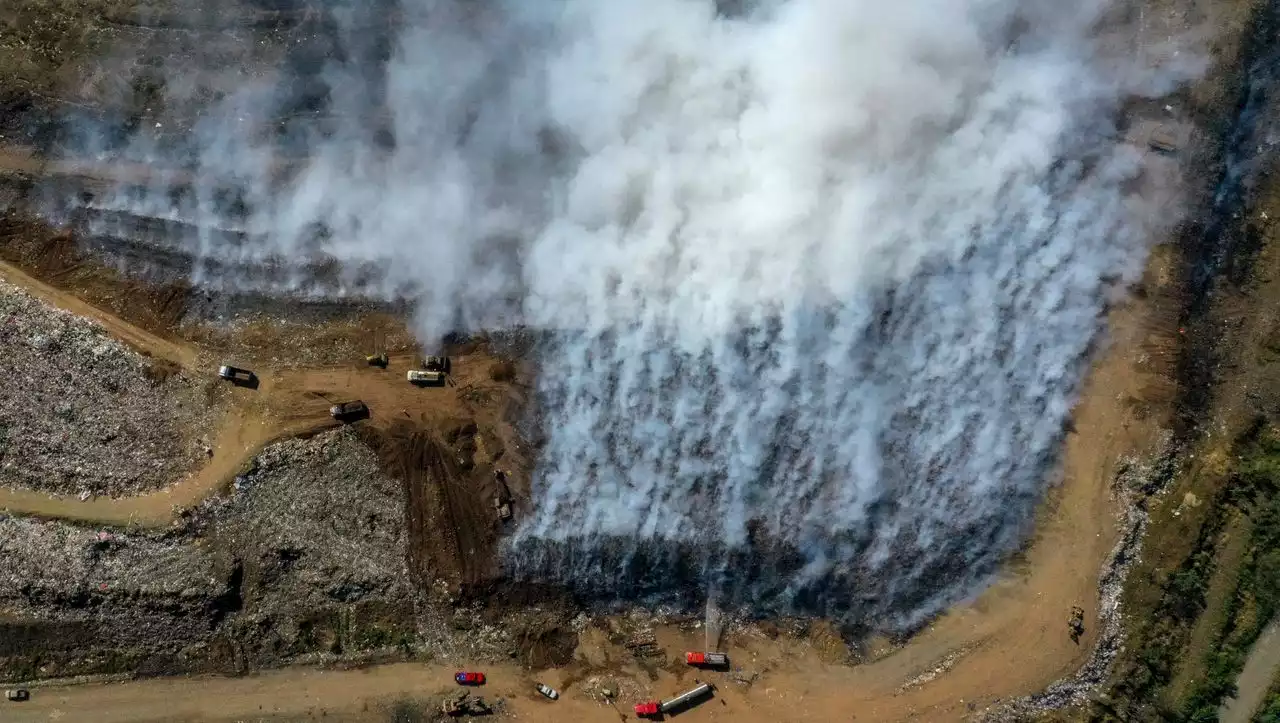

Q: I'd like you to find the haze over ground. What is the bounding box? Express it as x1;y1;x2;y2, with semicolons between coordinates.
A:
66;0;1197;627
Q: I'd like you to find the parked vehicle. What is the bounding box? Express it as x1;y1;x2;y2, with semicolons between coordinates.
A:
5;689;29;702
686;651;729;667
1149;125;1178;153
422;355;450;373
217;365;256;384
634;700;661;717
407;369;443;385
534;682;559;700
493;496;512;521
454;671;485;686
329;400;368;420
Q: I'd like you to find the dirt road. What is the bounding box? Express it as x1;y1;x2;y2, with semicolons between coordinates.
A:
0;253;198;369
0;256;491;527
0;252;1171;721
0;144;1174;720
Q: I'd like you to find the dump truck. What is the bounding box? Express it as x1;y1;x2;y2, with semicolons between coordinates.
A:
493;496;512;521
217;365;256;384
422;355;450;373
5;689;29;702
686;651;729;667
366;352;389;368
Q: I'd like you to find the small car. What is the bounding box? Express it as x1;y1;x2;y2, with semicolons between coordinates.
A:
455;671;485;686
634;701;661;717
329;400;368;420
5;688;29;702
535;682;559;700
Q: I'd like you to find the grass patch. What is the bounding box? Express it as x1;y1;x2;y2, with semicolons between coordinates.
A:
1253;672;1280;722
1180;430;1280;720
1092;421;1280;722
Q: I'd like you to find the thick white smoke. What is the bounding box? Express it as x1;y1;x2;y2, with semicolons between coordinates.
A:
67;0;1187;625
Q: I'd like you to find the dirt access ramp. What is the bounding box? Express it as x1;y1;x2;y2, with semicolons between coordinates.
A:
0;251;517;531
0;255;312;525
0;255;196;369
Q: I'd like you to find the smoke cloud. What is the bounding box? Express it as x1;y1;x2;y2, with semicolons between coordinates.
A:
60;0;1188;627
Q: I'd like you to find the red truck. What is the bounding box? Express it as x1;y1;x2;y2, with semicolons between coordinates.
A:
686;651;729;667
634;682;715;718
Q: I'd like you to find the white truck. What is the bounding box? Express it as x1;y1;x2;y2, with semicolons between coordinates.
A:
407;369;443;385
534;682;559;700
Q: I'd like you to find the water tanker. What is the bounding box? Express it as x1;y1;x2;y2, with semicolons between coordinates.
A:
661;682;713;714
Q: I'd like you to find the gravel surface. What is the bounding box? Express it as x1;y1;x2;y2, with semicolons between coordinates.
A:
0;429;421;680
0;427;576;682
191;427;415;612
0;280;221;496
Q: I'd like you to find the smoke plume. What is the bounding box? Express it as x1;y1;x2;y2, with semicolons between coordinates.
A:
59;0;1188;627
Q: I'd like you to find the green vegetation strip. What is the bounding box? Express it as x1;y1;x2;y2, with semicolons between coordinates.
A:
1180;430;1280;722
1093;422;1280;722
1253;673;1280;722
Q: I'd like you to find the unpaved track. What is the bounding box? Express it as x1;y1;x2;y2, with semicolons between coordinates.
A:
0;257;467;527
0;262;1168;721
0;255;197;369
0;145;1169;719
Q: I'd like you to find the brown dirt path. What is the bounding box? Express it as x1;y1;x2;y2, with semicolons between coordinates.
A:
0;256;486;527
0;255;198;369
0;145;1173;720
0;266;1170;721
